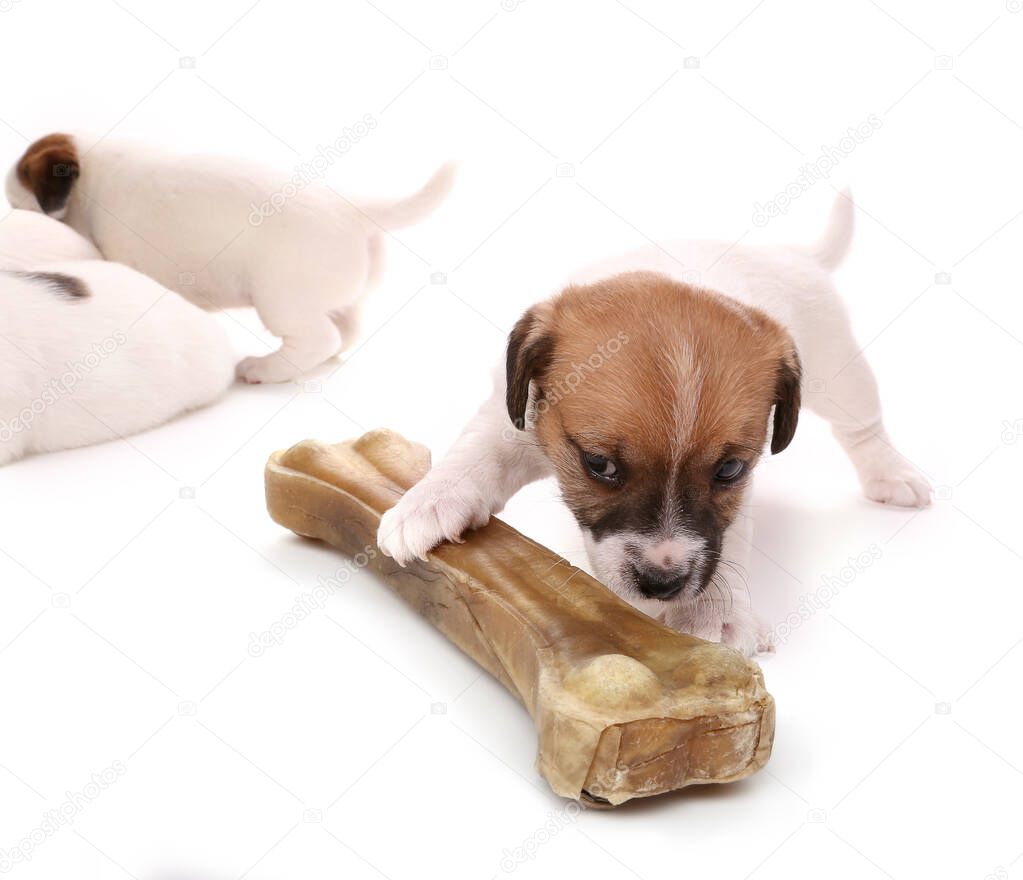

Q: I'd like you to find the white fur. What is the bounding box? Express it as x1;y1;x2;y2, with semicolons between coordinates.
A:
0;208;101;269
0;259;235;465
378;191;931;656
643;536;703;571
6;135;454;383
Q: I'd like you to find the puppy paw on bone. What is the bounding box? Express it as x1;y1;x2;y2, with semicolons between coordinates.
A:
660;591;772;657
722;615;775;657
378;477;492;566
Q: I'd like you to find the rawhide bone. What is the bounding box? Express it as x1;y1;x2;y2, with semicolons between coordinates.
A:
265;429;774;805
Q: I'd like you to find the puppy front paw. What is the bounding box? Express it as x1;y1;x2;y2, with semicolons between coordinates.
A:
377;478;491;566
662;604;724;645
721;615;775;656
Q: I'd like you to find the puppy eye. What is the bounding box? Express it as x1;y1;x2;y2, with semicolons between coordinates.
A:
582;451;620;483
714;458;746;483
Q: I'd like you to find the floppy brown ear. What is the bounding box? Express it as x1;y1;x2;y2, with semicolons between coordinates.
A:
16;133;79;215
771;347;802;454
506;303;555;430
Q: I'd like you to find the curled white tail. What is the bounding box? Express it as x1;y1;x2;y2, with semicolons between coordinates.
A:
811;188;855;270
359;161;456;231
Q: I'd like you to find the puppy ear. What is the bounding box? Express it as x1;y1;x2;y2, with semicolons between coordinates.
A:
16;133;79;215
505;303;555;430
771;346;801;454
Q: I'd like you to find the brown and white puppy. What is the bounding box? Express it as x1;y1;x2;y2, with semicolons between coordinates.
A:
6;132;454;383
376;192;931;655
515;272;800;603
8;133;80;219
0;260;235;466
0;208;100;270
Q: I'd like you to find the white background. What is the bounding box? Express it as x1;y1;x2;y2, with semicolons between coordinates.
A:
2;1;1022;878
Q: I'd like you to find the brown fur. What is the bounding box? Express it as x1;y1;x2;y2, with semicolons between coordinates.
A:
13;271;90;299
507;270;800;547
15;133;79;215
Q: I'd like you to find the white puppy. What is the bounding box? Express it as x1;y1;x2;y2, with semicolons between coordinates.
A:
6;133;454;383
0;258;235;465
0;207;101;269
377;192;931;655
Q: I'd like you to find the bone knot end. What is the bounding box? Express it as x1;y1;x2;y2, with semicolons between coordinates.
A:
563;654;662;708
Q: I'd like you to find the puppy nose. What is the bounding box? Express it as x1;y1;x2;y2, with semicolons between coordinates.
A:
631;565;689;600
644;539;692;574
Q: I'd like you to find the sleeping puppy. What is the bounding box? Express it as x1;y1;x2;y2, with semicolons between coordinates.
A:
0;208;101;268
376;191;931;655
6;132;454;383
0;257;234;465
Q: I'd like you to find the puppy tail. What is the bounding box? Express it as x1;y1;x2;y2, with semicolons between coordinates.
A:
809;188;855;270
359;161;456;231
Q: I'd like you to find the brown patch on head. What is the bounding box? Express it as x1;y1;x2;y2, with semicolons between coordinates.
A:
15;133;79;214
13;270;90;299
506;270;801;595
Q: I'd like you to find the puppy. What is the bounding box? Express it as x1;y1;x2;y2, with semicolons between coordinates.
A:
377;192;931;655
0;207;101;269
6;133;454;383
0;258;234;465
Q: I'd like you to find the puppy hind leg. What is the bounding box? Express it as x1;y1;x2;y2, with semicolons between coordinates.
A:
325;235;382;356
236;316;341;384
238;236;373;382
329;304;363;355
801;311;931;508
363;232;386;293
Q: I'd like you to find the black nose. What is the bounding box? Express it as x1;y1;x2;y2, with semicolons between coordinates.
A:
631;565;688;600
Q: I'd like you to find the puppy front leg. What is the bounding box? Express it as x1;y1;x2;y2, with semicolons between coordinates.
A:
378;389;550;565
716;491;774;654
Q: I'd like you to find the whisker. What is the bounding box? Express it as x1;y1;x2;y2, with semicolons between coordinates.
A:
701;548;751;612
